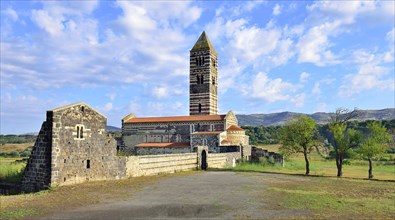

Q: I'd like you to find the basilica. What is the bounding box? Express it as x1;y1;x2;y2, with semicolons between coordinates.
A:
121;31;251;157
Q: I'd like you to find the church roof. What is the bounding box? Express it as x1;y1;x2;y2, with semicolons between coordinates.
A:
227;125;244;131
125;114;226;123
191;31;217;54
192;131;223;135
135;142;190;148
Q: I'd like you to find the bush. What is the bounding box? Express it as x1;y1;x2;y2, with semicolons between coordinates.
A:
8;151;20;158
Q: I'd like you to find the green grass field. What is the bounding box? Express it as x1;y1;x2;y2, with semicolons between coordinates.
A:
234;145;395;181
0;157;26;183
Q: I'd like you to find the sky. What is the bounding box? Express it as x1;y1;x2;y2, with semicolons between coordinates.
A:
1;1;394;134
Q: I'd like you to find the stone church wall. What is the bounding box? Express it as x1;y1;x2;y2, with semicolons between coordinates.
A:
122;121;225;153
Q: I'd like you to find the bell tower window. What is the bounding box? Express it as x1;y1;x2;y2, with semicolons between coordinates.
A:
198;103;202;113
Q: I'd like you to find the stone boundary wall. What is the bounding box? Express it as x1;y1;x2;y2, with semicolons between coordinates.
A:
208;152;241;168
124;153;197;177
251;147;283;163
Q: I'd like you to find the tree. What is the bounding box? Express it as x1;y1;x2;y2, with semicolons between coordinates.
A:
358;122;392;179
328;108;361;177
279;115;318;175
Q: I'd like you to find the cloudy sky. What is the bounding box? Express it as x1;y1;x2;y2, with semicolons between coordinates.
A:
1;1;394;134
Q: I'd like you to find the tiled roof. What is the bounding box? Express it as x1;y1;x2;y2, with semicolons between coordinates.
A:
126;114;226;123
221;139;231;144
135;142;190;148
227;125;244;131
192;131;223;135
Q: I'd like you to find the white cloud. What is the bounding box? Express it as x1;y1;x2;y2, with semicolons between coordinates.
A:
273;4;281;16
296;21;341;66
152;86;170;99
291;93;305;108
99;102;113;112
315;102;328;112
338;50;395;97
250;72;298;103
2;7;18;22
299;72;310;82
312;82;321;96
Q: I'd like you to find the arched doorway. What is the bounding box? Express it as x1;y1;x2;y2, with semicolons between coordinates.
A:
201;150;207;170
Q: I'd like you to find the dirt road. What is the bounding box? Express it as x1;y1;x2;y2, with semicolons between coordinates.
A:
41;171;308;219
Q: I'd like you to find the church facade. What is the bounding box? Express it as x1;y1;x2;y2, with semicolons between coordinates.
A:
121;32;250;157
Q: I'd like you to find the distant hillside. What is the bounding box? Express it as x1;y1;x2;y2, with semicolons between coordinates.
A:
106;126;121;133
236;108;395;126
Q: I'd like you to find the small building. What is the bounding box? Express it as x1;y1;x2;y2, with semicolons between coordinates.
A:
21;102;125;192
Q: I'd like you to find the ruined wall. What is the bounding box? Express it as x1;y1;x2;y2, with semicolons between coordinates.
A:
135;147;190;155
125;153;197;177
21;103;125;192
21;120;52;192
51;103;123;186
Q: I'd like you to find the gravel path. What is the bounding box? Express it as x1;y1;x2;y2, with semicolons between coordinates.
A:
41;171;308;219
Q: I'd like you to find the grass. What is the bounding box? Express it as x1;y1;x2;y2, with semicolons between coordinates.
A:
238;144;395;181
0;157;26;183
0;143;33;153
263;175;395;219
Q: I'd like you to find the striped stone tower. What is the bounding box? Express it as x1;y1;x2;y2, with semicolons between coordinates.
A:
189;31;218;115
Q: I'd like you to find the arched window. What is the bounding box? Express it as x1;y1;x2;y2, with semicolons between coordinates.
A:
198;103;202;113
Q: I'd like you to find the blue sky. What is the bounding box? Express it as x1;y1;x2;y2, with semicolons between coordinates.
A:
1;1;394;134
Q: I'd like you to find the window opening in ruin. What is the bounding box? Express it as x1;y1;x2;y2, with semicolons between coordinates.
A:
202;57;204;65
64;159;66;163
87;160;90;169
64;177;66;182
212;76;215;85
196;75;200;84
81;106;84;112
77;126;80;138
80;127;84;138
200;75;204;84
198;103;202;113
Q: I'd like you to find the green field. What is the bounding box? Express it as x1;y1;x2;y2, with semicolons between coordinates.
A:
234;145;395;181
0;157;26;183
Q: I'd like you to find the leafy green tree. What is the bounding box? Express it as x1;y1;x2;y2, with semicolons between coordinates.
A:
358;122;392;179
328;108;361;177
279;115;318;175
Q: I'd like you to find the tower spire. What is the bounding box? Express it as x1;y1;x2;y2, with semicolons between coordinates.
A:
189;31;218;116
191;31;217;54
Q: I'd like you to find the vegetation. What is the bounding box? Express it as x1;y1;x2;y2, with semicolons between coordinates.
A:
328;108;361;177
0;157;26;183
0;135;36;144
243;126;280;145
358;122;392;179
278;115;319;175
233;145;394;180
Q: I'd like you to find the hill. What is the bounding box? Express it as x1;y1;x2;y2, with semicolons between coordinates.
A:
106;126;121;133
236;108;395;126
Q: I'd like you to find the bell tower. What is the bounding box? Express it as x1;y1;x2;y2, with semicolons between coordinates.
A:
189;31;218;115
